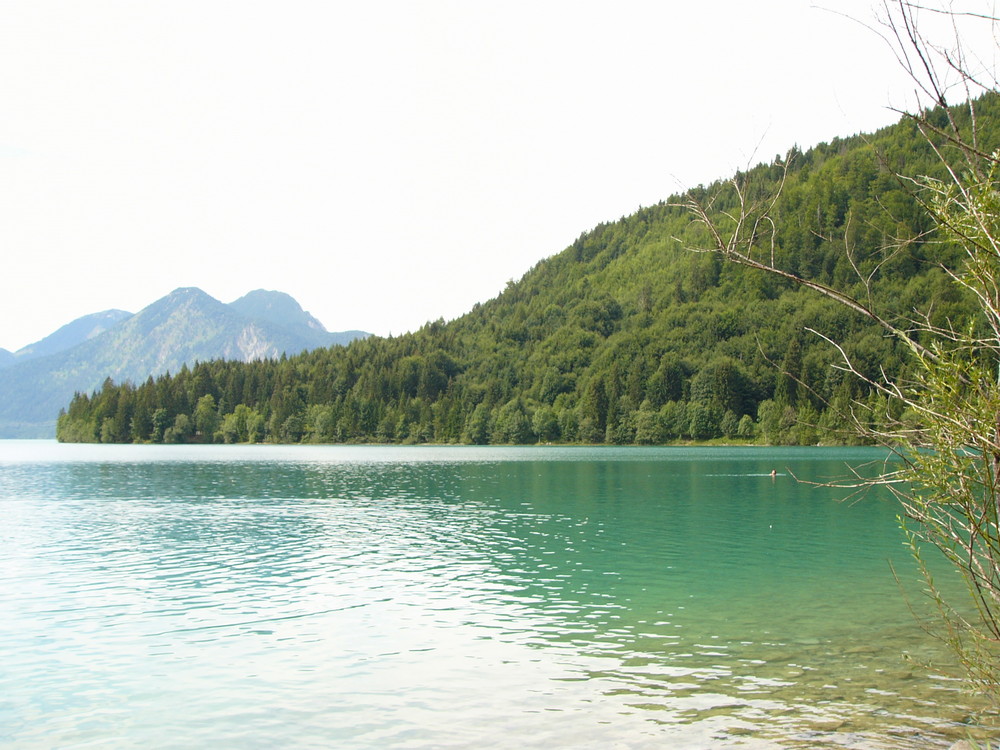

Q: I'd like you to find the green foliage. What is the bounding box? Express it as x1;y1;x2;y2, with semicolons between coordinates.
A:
55;95;1000;447
194;394;220;441
492;399;532;444
881;157;1000;697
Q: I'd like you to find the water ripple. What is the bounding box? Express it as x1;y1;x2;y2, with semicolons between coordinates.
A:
0;442;994;748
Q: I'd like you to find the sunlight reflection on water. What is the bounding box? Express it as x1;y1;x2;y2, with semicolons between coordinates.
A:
0;442;994;748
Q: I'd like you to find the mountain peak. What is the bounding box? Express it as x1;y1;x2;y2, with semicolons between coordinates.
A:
229;289;328;333
166;286;216;302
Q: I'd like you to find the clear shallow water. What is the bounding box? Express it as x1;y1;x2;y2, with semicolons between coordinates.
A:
0;441;995;749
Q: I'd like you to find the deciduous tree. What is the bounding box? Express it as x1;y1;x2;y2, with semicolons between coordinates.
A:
680;0;1000;697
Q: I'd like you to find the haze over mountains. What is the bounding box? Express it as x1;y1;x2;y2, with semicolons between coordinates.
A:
0;289;368;437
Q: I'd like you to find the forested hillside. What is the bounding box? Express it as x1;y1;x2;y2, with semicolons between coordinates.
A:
57;96;1000;445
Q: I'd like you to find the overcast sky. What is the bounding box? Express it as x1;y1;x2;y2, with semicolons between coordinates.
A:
0;1;977;351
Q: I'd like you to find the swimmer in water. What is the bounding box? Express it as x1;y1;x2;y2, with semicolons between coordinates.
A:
770;469;777;478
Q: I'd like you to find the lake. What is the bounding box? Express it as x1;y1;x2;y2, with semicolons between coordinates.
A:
0;441;994;748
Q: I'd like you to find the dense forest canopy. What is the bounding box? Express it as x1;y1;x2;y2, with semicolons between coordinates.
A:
57;95;1000;445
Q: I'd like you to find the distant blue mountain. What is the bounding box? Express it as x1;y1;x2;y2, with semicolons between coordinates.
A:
0;288;370;438
6;309;133;365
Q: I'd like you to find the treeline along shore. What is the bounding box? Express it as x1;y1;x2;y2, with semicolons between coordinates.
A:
57;95;1000;446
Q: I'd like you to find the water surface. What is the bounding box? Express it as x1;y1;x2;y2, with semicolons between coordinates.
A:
0;442;993;748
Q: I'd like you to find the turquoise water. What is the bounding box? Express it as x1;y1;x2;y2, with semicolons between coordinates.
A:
0;442;994;748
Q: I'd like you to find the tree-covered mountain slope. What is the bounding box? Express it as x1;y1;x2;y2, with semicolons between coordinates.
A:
57;96;1000;445
2;288;369;438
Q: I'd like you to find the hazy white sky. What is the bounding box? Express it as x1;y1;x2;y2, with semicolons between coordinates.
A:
0;1;973;351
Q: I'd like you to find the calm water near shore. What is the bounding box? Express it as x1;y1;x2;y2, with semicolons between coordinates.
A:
0;441;995;748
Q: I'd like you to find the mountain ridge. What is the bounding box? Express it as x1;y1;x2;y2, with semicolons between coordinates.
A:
0;288;369;437
1;309;133;367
